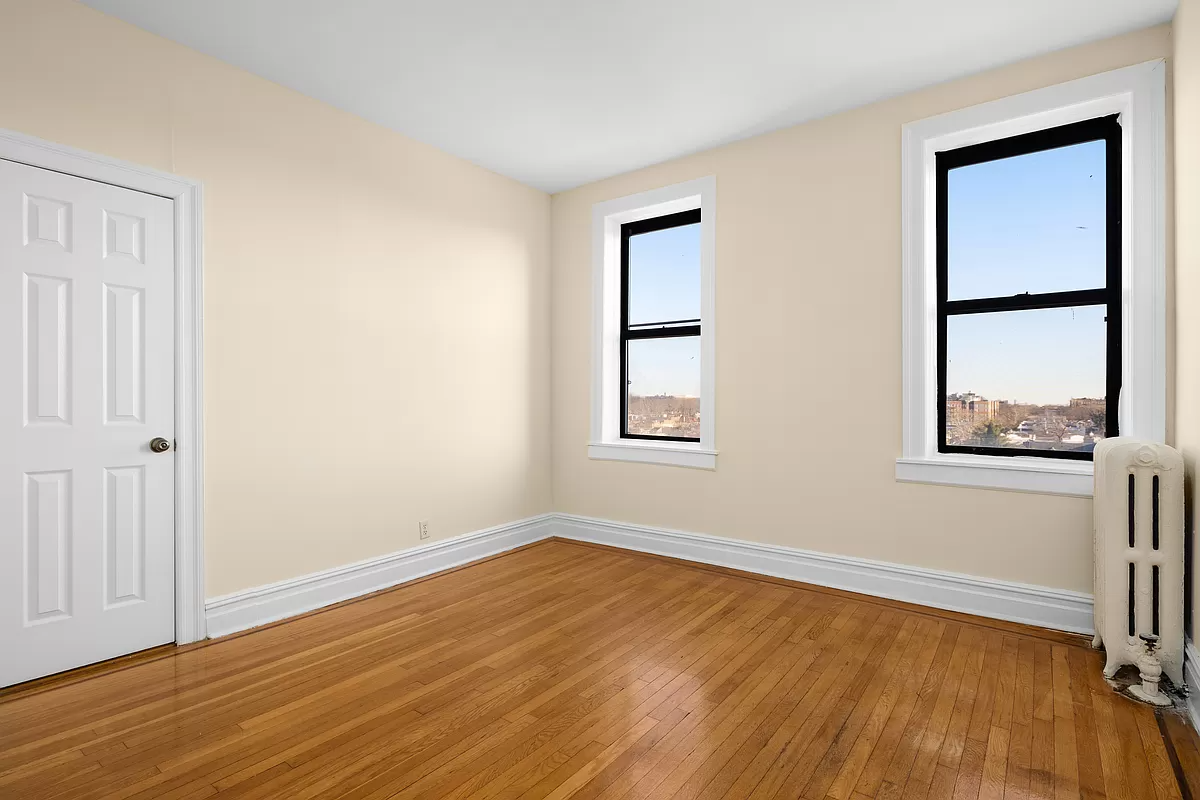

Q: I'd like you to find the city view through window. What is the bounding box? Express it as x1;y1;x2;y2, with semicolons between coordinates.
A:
625;220;701;438
945;393;1105;452
944;137;1110;454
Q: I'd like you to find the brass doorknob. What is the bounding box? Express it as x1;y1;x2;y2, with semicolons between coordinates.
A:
149;437;172;453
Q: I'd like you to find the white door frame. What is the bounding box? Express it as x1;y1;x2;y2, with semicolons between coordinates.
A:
0;128;206;644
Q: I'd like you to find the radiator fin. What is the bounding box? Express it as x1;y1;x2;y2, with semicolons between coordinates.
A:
1152;564;1160;636
1152;474;1159;550
1128;562;1136;637
1128;473;1135;548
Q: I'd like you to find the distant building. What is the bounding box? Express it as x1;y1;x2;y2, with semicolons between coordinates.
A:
945;392;1104;450
945;392;1002;443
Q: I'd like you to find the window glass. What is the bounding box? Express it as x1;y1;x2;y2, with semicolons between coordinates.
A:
947;140;1106;300
627;223;701;326
938;116;1118;459
945;306;1107;452
626;336;700;438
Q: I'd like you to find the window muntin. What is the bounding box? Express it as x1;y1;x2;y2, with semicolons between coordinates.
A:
620;209;701;442
936;115;1121;460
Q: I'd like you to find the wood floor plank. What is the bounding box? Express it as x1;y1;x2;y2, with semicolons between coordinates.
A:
942;628;990;771
833;619;947;800
697;605;885;799
765;620;907;798
905;625;979;794
951;736;987;800
1030;716;1056;800
1112;695;1159;800
1070;649;1108;800
1156;712;1196;800
979;726;1010;800
968;634;1006;743
1087;664;1131;800
1005;721;1033;800
1012;639;1037;733
744;607;896;799
804;617;926;800
0;539;1190;800
1052;699;1080;800
1135;713;1181;800
879;624;963;791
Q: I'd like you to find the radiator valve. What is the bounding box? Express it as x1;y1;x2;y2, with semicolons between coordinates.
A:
1127;635;1172;707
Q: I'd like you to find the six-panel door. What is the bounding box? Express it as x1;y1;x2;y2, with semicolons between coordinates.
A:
0;159;175;688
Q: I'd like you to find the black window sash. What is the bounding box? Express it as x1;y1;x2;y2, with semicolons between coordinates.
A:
620;209;702;443
935;114;1122;460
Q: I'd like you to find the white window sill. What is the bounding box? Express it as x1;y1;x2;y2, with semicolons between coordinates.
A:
588;441;717;470
895;454;1093;497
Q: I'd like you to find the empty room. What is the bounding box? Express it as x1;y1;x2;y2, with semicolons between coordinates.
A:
3;0;1200;797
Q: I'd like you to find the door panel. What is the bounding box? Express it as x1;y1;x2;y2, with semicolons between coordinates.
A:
0;159;175;688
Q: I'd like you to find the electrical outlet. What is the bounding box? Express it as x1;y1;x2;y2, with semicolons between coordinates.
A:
418;520;430;540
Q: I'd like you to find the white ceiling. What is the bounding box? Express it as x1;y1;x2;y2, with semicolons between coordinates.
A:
82;0;1176;193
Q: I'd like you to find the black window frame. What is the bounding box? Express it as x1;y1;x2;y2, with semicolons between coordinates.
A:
619;208;702;443
935;114;1122;461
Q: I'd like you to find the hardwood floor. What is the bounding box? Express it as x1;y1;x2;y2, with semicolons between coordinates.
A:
1161;712;1200;800
0;538;1191;800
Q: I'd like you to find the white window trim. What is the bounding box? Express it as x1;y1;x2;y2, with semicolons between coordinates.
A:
898;60;1166;497
589;176;716;469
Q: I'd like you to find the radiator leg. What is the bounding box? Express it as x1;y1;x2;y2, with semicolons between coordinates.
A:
1103;653;1120;679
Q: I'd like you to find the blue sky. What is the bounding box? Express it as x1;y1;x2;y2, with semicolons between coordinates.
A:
626;140;1108;404
946;139;1108;405
628;223;701;324
626;223;701;397
947;306;1106;406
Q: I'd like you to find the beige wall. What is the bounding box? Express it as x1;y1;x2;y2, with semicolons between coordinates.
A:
1174;0;1199;638
0;1;1182;605
551;26;1173;595
0;0;552;597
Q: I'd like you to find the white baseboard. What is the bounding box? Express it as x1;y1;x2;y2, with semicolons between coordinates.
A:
1186;640;1200;731
205;511;1096;642
550;514;1095;635
204;514;555;638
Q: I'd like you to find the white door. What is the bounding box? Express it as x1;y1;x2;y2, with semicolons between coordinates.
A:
0;159;176;688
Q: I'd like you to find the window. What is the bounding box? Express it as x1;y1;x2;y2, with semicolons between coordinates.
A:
590;178;716;468
937;116;1121;460
898;62;1165;496
621;210;702;442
